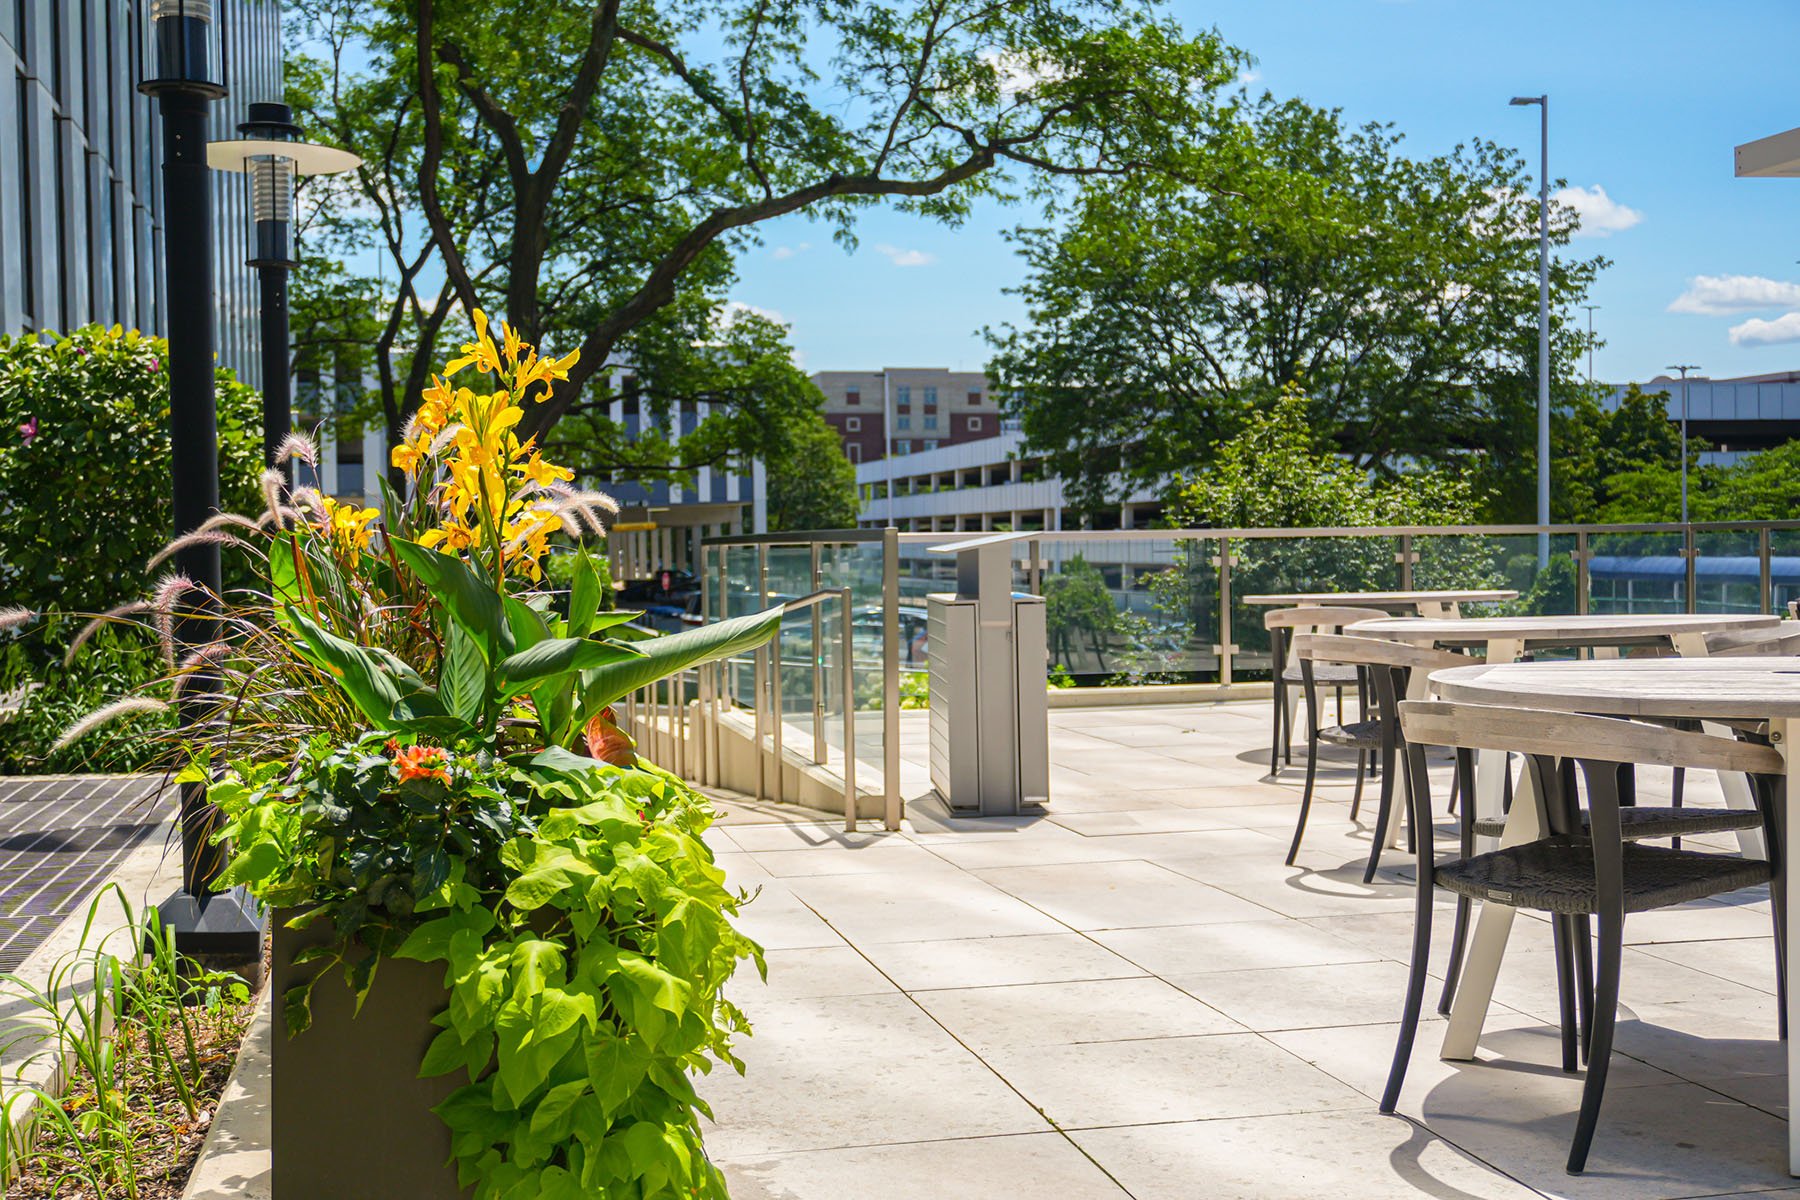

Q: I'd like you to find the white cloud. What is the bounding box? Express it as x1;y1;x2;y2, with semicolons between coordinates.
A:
1730;312;1800;346
720;300;788;327
873;243;934;268
1669;274;1800;316
978;49;1067;96
1553;185;1642;238
769;242;811;261
1237;69;1262;86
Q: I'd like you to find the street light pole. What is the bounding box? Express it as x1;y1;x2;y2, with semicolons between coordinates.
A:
1582;304;1600;385
139;0;262;957
1511;94;1551;564
1668;364;1700;525
208;104;361;474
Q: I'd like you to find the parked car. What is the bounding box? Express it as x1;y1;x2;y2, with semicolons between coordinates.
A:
852;605;931;666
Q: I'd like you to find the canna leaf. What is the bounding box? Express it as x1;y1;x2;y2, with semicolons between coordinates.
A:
575;605;782;723
390;537;513;661
495;636;646;697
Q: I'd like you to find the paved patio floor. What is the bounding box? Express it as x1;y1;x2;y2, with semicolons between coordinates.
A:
704;701;1798;1200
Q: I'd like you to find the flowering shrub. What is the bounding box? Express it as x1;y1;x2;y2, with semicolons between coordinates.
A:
34;313;781;1199
0;325;263;620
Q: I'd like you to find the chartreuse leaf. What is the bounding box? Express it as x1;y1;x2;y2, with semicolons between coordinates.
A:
575;605;783;722
390;536;512;660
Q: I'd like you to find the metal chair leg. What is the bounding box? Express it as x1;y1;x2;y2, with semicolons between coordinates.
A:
1438;896;1470;1015
1287;726;1320;866
1350;749;1368;820
1552;914;1580;1073
1383;740;1436;1115
1364;734;1397;884
1269;675;1284;779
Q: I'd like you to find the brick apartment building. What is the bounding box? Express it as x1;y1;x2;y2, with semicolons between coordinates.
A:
810;369;1001;463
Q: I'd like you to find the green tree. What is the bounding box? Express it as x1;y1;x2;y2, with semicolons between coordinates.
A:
764;411;861;533
1043;554;1118;669
287;0;1246;469
988;95;1602;517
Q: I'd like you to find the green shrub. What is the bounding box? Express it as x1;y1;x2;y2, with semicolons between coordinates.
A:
0;325;265;620
0;616;169;775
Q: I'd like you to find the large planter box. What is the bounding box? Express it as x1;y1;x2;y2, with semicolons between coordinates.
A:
270;909;468;1198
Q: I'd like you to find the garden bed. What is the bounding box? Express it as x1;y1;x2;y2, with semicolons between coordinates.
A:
5;981;255;1200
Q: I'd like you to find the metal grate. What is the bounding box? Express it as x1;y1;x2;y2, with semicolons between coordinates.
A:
0;776;166;972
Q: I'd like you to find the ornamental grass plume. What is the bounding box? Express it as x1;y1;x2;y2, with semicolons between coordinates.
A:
0;605;34;632
148;571;196;666
146;529;249;572
273;431;320;469
51;697;170;753
64;600;151;666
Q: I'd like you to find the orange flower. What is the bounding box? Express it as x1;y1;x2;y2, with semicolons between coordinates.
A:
394;743;451;786
582;707;635;767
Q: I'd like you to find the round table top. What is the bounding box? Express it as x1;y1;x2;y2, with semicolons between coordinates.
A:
1243;589;1517;607
1351;612;1778;645
1431;655;1800;721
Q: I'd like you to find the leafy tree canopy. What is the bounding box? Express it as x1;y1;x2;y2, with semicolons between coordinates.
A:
1173;392;1488;530
987;93;1602;518
287;0;1248;482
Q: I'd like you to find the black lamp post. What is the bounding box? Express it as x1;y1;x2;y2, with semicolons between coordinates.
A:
209;104;361;471
139;0;262;958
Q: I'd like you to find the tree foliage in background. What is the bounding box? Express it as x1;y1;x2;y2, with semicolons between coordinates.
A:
988;94;1602;518
762;403;861;532
0;326;265;620
286;0;1246;479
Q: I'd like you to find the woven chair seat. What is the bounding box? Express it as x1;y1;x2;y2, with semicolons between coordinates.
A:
1471;806;1764;841
1283;662;1359;685
1318;719;1382;748
1437;837;1770;916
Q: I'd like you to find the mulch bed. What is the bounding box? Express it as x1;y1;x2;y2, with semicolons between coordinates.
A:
4;985;258;1200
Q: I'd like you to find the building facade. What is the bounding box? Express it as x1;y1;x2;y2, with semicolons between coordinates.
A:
1614;370;1800;466
812;368;1001;464
0;0;282;389
856;430;1165;533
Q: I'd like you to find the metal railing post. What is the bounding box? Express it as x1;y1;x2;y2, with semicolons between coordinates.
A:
1684;524;1698;614
811;542;825;764
1217;536;1234;686
882;527;901;830
756;545;769;802
1028;538;1042;595
1398;533;1413;591
840;586;857;832
1762;526;1774;614
1576;530;1590;616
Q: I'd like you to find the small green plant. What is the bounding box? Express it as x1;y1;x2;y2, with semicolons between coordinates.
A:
0;884;251;1198
1047;665;1076;689
898;671;929;710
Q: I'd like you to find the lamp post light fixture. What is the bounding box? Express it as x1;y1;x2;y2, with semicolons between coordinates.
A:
138;0;262;959
208;104;362;472
1668;364;1701;525
1511;94;1551;565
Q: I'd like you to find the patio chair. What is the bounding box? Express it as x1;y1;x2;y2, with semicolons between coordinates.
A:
1385;698;1785;1174
1287;633;1470;882
1265;606;1388;779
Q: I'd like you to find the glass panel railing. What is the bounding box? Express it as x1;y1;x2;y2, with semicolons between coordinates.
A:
1585;530;1688;614
1692;529;1764;614
1772;529;1800;615
1411;532;1579;615
1229;534;1401;680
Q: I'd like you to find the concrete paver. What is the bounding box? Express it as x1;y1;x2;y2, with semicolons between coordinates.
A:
700;700;1800;1198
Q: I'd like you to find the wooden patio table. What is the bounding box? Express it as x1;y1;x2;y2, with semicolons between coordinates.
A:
1243;589;1517;618
1428;654;1800;1173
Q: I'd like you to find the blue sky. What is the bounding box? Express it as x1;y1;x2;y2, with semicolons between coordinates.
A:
730;0;1800;384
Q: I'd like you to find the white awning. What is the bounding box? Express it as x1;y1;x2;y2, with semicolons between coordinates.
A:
1736;126;1800;177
